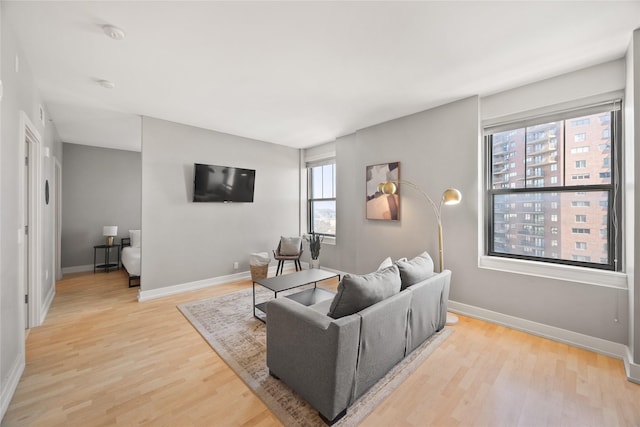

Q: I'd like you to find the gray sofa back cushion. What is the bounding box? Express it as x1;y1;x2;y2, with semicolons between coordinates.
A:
396;251;435;290
328;265;401;319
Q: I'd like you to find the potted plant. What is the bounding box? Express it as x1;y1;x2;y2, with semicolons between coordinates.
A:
306;233;323;268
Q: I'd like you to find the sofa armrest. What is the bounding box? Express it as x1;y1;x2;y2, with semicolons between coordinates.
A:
266;298;361;422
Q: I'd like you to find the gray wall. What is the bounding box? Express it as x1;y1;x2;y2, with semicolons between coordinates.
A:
320;59;631;345
61;143;141;268
1;9;62;417
140;117;300;292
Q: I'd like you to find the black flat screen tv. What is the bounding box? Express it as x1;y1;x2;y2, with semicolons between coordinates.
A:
193;163;256;203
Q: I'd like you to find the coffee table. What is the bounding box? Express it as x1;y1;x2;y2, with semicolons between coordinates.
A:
253;269;340;322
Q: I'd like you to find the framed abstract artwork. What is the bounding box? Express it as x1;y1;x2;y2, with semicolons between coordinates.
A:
366;162;400;220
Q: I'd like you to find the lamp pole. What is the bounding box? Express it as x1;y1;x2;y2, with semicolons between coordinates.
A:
391;179;446;272
380;179;462;326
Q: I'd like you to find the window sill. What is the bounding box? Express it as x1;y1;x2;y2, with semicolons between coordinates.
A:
322;237;336;246
478;255;627;289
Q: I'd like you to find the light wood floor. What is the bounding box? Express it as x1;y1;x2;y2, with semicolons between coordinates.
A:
2;271;640;426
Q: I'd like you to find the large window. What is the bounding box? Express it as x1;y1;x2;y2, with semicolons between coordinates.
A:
486;102;621;270
308;161;336;236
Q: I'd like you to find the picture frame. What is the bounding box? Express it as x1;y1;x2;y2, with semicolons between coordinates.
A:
366;162;400;220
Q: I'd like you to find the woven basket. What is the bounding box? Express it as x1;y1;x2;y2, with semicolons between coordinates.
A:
250;264;268;281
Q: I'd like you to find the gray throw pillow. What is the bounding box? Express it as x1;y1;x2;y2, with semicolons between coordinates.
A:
328;265;401;319
396;251;435;290
280;236;302;255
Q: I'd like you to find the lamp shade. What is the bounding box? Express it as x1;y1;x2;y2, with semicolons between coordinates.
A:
442;188;462;205
103;226;118;237
380;181;397;195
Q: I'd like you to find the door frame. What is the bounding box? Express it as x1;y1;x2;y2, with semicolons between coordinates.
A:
18;111;43;328
54;158;62;281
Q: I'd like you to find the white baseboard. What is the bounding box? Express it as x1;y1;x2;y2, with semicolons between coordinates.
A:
61;264;93;275
137;264;293;302
448;300;639;383
40;284;55;325
624;346;640;384
0;353;25;420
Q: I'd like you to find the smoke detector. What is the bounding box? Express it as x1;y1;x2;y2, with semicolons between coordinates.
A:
103;25;126;40
98;79;116;89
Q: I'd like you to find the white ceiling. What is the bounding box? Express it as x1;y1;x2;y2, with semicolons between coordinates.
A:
4;1;640;152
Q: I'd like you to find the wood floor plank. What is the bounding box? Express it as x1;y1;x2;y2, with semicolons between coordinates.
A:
2;270;640;426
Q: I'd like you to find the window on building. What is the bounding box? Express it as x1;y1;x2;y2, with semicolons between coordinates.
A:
572;228;591;234
486;101;621;270
571;118;590;126
307;160;336;236
571;173;591;180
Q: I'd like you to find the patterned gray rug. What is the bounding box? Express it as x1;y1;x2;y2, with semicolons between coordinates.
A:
178;287;452;426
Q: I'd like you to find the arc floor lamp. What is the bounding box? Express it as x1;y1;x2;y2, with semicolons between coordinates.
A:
379;180;462;324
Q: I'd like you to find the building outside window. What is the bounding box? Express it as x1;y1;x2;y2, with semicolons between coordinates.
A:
486;101;621;270
307;160;336;236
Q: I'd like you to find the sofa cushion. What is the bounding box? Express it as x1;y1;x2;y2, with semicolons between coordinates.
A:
280;236;302;255
396;251;434;290
309;298;333;315
328;265;401;319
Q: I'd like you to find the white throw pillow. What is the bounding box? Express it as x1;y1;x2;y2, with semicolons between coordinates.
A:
377;256;393;271
129;230;141;248
280;236;302;255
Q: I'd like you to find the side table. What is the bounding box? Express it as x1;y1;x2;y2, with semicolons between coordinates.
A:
94;244;120;273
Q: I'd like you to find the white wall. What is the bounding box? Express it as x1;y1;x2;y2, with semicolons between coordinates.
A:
1;11;61;418
140;117;300;294
322;59;630;347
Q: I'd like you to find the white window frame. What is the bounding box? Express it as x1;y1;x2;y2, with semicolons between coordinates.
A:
307;159;337;239
479;98;626;289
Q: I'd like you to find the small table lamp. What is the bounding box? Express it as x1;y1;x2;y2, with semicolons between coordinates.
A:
103;226;118;246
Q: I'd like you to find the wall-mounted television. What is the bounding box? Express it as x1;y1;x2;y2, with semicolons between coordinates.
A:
193;163;256;203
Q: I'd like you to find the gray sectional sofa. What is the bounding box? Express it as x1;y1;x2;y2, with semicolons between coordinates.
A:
266;252;451;424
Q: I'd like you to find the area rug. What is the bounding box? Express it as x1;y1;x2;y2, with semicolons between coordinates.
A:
178;287;452;427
